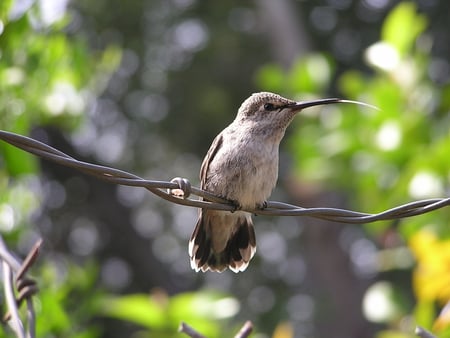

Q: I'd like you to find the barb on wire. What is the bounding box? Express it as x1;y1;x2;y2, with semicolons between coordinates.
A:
0;236;41;338
1;129;450;224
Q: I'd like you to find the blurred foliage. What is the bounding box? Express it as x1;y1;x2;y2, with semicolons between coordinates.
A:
1;0;450;338
33;261;102;338
257;54;334;98
255;2;450;337
100;290;239;337
260;2;450;221
0;0;120;175
0;0;120;232
0;260;102;338
0;0;119;336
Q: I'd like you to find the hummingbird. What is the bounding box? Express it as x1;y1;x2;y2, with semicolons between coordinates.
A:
189;92;375;273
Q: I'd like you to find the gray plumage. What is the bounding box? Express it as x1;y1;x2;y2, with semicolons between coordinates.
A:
189;92;351;272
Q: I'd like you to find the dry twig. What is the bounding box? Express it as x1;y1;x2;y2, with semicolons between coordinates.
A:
179;321;254;338
234;321;253;338
415;326;436;338
178;322;207;338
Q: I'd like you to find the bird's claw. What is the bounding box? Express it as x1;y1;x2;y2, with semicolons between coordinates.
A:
230;200;242;213
253;201;267;216
256;201;268;210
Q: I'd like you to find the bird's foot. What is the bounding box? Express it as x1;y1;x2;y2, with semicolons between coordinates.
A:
256;201;268;210
230;200;242;213
254;201;267;216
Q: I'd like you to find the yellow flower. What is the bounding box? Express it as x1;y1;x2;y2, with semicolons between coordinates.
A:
409;230;450;302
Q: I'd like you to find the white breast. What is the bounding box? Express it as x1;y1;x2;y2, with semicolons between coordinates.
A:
206;128;279;209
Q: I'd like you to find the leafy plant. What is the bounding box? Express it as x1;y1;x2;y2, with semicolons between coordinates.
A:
256;1;450;336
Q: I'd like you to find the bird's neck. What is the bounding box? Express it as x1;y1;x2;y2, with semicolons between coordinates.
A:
232;117;293;144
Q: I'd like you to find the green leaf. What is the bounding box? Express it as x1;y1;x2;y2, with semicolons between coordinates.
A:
100;291;237;337
338;70;366;98
382;2;427;55
37;291;71;334
169;292;235;338
169;291;238;321
0;112;37;175
0;0;13;22
289;55;332;93
0;143;37;175
100;294;168;329
414;300;435;330
255;64;285;92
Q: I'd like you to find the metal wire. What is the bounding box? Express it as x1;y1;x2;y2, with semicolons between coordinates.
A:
0;236;41;338
1;129;450;224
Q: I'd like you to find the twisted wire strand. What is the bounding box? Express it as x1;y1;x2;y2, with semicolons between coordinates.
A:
1;130;450;224
0;236;41;338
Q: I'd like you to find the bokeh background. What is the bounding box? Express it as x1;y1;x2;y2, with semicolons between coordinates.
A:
1;0;450;337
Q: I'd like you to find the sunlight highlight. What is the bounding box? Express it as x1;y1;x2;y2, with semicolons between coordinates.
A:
365;42;400;71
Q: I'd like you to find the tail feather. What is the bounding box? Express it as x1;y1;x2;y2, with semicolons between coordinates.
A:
189;210;256;273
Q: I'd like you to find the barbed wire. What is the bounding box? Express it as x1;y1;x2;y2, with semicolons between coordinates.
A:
1;129;450;224
0;130;446;337
0;236;41;338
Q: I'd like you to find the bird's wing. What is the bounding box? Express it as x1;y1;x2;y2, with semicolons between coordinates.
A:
200;132;223;190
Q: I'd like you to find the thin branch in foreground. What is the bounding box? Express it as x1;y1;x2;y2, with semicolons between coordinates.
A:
234;321;253;338
178;321;254;338
178;322;207;338
415;326;436;338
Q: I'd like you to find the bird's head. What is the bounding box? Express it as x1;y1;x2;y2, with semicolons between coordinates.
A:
236;91;377;127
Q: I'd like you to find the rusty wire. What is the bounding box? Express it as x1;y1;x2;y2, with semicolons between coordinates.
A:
1;129;450;224
0;237;41;338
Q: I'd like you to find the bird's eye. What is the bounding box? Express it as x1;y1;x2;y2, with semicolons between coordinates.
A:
264;103;276;111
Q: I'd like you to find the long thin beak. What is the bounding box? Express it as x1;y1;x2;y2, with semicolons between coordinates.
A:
288;98;379;111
